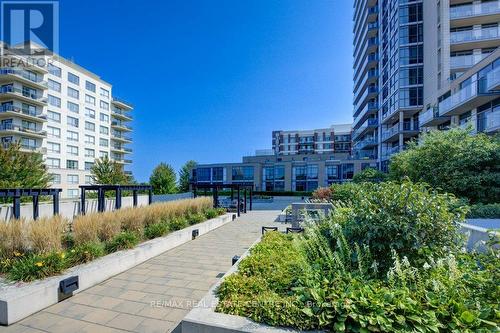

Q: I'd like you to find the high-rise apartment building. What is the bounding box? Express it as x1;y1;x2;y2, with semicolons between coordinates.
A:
0;43;133;198
353;0;500;171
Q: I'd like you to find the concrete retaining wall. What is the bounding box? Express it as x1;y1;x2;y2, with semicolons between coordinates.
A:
461;223;499;252
0;192;193;221
0;213;233;325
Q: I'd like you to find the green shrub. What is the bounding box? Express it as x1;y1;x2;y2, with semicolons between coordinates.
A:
144;222;169;239
329;182;361;203
67;241;105;265
8;252;66;282
187;213;206;225
467;203;500;218
352;167;387;183
105;231;139;253
338;181;466;273
168;217;188;231
216;207;227;215
204;208;219;219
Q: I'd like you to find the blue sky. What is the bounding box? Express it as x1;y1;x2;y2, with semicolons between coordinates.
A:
59;0;354;182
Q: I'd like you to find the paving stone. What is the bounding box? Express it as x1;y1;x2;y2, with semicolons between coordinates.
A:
80;308;120;325
133;318;175;333
106;313;145;331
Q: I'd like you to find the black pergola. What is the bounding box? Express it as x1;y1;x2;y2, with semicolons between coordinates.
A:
0;188;62;220
79;185;153;214
191;183;253;217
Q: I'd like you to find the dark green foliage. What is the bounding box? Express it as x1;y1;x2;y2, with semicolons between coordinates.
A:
105;231;139;253
187;213;206;225
204;208;219;219
168;217;188;231
467;203;500;218
179;160;197;192
8;252;66;282
90;155;130;185
67;242;105;265
389;128;500;204
0;142;51;188
352;167;387;183
144;222;169;239
329;182;360;203
149;162;177;194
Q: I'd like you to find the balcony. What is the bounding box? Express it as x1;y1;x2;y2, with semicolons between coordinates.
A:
486;66;500;91
111;96;133;110
352;118;378;140
382;122;419;142
353;136;377;150
419;107;451;127
0;123;47;138
450;54;488;70
354;67;378;96
111;132;132;143
353;101;378;127
450;2;500;27
0;86;47;105
450;27;500;51
478;109;500;133
111;145;133;154
114;157;133;164
381;145;403;160
111;108;132;121
439;75;498;116
0;68;47;89
0;104;46;121
111;120;132;131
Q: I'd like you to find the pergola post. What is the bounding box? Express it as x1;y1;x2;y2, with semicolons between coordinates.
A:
237;186;240;217
249;187;253;211
33;195;39;220
148;189;153;205
53;191;60;215
12;191;20;219
97;188;104;212
243;189;247;213
213;186;218;208
193;185;197;198
133;190;138;206
80;188;86;215
230;188;234;200
115;188;122;210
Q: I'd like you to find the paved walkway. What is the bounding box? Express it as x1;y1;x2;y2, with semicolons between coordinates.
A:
3;210;286;333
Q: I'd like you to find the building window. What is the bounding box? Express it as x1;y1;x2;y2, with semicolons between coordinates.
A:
100;88;109;99
66;160;78;169
306;165;318;179
85;162;94;170
85;108;95;119
196;168;211;182
46;157;60;168
100;113;109;123
85;94;96;105
67;174;79;184
85;148;95;158
67;87;79;99
67;116;79;128
51;174;61;184
68;72;80;85
85;134;95;145
48;79;61;92
48;95;61;107
212;167;224;182
342;164;354;180
100;100;109;110
67;189;79;198
67;101;79;113
47;142;60;153
85;175;93;184
85;121;95;131
47;111;61;123
85;81;96;92
232;166;254;181
48;64;61;77
67;145;78;156
47;126;61;138
100;125;109;135
99;138;109;147
99;151;108;158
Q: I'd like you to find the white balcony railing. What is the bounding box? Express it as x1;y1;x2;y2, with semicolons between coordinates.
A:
450;27;499;44
450;1;500;19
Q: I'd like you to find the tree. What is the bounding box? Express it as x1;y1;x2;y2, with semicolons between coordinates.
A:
352;167;387;183
178;160;197;192
90;156;129;185
150;163;177;194
0;142;51;188
389;128;500;204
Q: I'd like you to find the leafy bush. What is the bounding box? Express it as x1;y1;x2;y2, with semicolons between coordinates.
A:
105;231;139;253
8;251;66;282
168;217;188;231
67;241;105;265
329;182;360;204
389;128;500;204
338;181;466;273
144;222;169;239
312;187;332;200
187;213;206;225
467;203;500;218
204;208;219;220
352;167;387;183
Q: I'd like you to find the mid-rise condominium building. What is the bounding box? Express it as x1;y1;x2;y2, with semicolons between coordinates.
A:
0;43;133;198
191;124;377;192
353;0;500;171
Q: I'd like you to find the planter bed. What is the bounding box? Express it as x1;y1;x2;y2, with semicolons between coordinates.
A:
0;213;234;325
